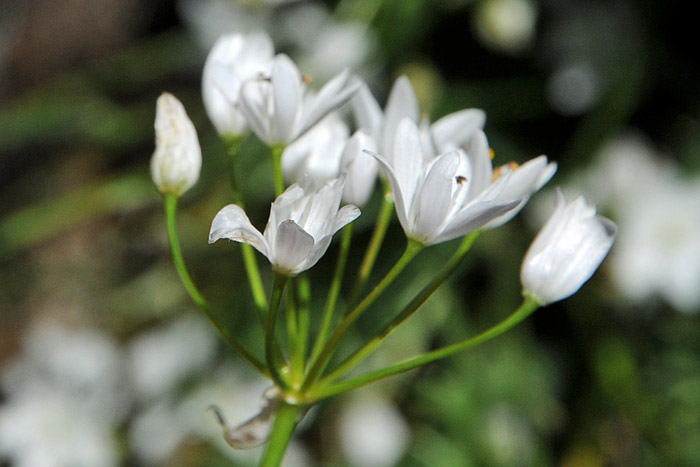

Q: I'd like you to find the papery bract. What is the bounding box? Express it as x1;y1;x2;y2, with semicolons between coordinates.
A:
521;190;617;304
209;177;360;276
150;93;202;197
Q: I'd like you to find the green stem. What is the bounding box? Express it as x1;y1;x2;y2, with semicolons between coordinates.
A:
294;275;311;383
164;194;267;375
308;223;354;370
259;402;302;467
225;135;268;313
311;296;541;400
270;144;286;196
303;239;423;387
266;273;289;387
347;182;394;308
324;231;481;382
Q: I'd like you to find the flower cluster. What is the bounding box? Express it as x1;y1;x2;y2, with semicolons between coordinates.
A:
149;29;616;466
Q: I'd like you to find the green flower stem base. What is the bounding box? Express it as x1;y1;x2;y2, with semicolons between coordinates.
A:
324;230;481;382
266;272;289;387
303;239;423;387
164;194;267;375
259;402;303;467
311;296;541;400
308;223;354;369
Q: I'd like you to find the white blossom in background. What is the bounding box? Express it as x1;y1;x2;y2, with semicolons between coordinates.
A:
281;112;349;186
0;322;127;467
341;130;379;206
275;2;375;83
239;54;360;145
353;76;486;164
127;314;218;402
202;31;275;136
0;390;118;467
209;177;360;275
611;177;700;312
338;396;410;467
473;0;538;55
376;118;545;245
521;190;616;304
151;93;202;197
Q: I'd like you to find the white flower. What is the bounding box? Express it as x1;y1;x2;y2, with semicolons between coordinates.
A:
352;75;486;163
281;112;349;186
338;396;410;467
341;130;379;207
375;118;521;245
521;190;616;304
202;31;275;136
239;54;360;145
150;93;202;196
209;177;360;275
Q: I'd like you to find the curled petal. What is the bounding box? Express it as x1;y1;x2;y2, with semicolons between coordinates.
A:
209;204;269;258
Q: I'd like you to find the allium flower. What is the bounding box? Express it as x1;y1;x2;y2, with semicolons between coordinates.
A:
375;119;521;245
521;190;616;304
209;177;360;275
239;54;360;145
202;31;275;136
281;112;349;186
150;93;202;197
353;75;486;163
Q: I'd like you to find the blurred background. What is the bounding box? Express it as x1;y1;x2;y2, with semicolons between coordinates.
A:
1;0;699;465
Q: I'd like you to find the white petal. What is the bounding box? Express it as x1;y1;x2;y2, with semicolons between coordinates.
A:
430;199;519;244
392;118;426;211
273;220;315;274
332;204;361;232
382;76;420;161
371;150;410;234
239;78;273;143
301;234;334;272
410;152;459;242
271;55;303;143
341;131;379;206
298;69;360;138
352;83;384;140
209;204;269;258
464;130;493;196
431;108;486;152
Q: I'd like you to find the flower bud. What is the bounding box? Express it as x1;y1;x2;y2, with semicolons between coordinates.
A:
521;190;616;304
151;93;202;197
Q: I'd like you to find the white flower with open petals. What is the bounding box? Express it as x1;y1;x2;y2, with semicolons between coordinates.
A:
209;177;360;275
202;31;275;137
353;75;486;163
521;190;616;304
239;54;360;145
375;118;521;245
150;93;202;197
